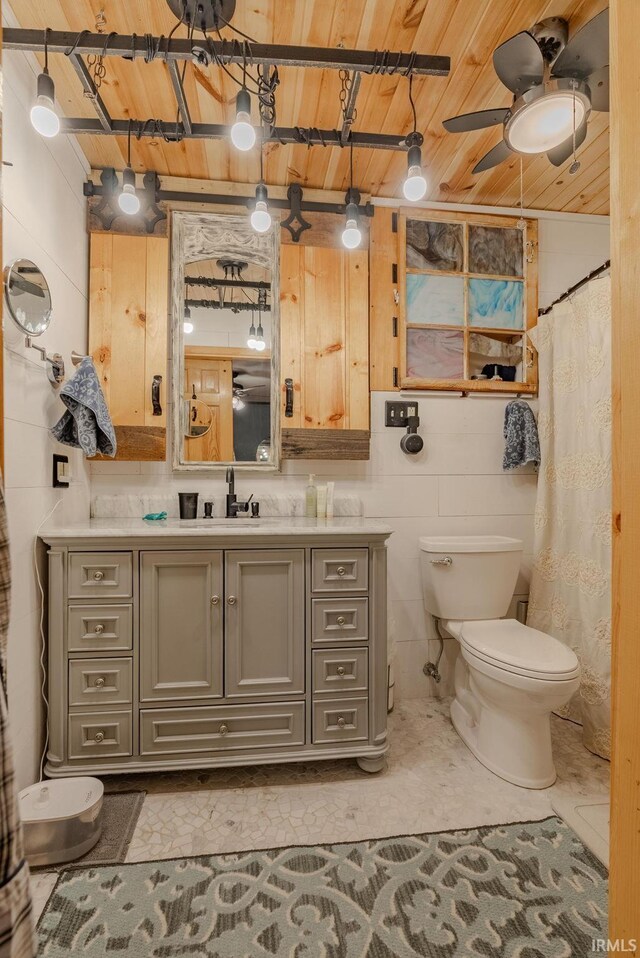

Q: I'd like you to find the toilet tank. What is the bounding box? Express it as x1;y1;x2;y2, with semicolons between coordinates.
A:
420;535;523;620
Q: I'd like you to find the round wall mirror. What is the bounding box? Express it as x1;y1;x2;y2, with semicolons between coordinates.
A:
184;398;213;439
3;259;52;336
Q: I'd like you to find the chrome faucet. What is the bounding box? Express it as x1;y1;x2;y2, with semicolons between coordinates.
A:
225;467;253;518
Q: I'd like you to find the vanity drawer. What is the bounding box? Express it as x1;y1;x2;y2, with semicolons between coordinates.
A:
313;649;368;694
68;553;133;599
140;702;305;756
68;658;132;707
312;597;368;644
68;710;132;759
312;696;369;744
67;605;133;653
311;549;368;593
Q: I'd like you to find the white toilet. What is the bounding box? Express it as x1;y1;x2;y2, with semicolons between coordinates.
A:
420;535;580;789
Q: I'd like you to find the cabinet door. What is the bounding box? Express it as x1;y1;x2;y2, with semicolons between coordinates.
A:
280;244;369;451
89;233;168;460
140;552;223;702
225;550;305;698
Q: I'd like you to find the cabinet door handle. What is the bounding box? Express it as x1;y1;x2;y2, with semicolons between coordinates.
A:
430;556;452;566
227;596;237;606
337;716;346;728
284;378;294;418
336;616;346;626
94;677;105;688
219;723;229;736
152;375;163;416
94;730;105;743
93;570;104;581
94;624;105;634
336;566;346;577
211;595;220;605
337;666;346;677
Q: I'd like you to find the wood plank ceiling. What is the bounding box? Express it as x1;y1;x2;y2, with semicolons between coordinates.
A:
8;0;609;213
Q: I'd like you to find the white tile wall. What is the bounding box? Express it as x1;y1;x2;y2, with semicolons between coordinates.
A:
3;51;91;788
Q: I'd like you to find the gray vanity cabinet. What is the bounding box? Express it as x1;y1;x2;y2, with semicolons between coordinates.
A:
224;549;305;698
140;551;224;702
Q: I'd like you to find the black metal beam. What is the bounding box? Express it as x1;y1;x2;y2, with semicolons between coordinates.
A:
168;61;192;136
186;299;272;312
65;117;407;151
3;28;450;76
67;53;113;132
185;276;271;290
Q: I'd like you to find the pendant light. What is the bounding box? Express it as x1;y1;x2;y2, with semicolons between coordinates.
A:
183;288;193;334
342;142;362;250
30;30;60;138
402;76;427;202
119;120;141;215
247;309;257;349
230;87;256;152
250;142;272;233
255;294;266;351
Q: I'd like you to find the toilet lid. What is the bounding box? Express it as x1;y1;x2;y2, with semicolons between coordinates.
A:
459;619;579;678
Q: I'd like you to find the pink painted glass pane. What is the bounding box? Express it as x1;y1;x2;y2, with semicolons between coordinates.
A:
406;328;464;380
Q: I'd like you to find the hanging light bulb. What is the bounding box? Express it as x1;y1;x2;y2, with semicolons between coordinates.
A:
250;140;271;232
247;311;257;349
183;303;193;335
342;142;362;250
230;88;256;151
119;120;141;215
402;77;428;202
31;30;60;138
255;320;267;352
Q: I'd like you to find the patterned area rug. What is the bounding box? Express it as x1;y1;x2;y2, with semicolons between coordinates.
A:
37;816;607;957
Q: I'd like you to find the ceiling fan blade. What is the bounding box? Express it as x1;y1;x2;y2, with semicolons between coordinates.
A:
493;31;545;95
546;118;589;167
472;139;513;175
443;108;510;134
552;9;609;80
587;65;609;112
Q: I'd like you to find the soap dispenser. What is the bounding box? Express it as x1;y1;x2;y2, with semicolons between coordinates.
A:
305;475;317;518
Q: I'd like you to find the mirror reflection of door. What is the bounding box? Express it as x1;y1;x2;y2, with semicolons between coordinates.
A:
183;355;233;462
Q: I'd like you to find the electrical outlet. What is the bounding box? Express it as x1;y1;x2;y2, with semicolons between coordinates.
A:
53;454;70;488
385;400;419;427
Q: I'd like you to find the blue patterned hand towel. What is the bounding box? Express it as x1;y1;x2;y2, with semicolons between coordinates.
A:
503;399;540;471
50;357;117;457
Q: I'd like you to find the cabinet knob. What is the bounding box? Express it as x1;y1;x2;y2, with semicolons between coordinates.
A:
94;677;105;688
336;616;346;627
94;624;105;634
93;570;104;581
94;730;105;743
211;595;220;606
227;596;237;606
336;566;346;576
337;716;346;728
337;666;346;677
219;723;229;736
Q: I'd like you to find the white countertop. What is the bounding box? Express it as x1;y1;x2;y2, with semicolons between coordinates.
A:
39;517;393;540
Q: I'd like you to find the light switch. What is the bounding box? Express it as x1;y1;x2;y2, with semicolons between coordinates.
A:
53;454;70;488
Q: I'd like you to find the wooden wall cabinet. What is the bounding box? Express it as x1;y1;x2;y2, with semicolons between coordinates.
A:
89;232;169;460
280;243;370;459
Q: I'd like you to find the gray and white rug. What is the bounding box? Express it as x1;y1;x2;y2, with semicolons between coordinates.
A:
37;816;607;957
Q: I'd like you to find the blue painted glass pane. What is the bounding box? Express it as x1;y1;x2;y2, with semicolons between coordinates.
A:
406;274;464;326
406;328;464;380
468;279;524;329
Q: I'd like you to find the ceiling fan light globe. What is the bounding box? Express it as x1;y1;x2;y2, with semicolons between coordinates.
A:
505;81;590;154
403;167;428;201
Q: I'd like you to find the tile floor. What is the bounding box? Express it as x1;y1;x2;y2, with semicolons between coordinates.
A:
30;697;610;923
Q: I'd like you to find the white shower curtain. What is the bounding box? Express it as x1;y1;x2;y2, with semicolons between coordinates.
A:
527;275;611;760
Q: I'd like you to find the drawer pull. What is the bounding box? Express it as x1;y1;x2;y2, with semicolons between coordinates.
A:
227;596;237;606
337;716;346;728
336;566;346;576
93;624;105;634
211;595;220;606
93;570;104;581
94;730;105;743
219;723;229;736
336;616;346;626
337;666;346;677
94;677;105;688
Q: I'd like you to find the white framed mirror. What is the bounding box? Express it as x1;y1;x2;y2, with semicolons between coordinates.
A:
171;211;280;472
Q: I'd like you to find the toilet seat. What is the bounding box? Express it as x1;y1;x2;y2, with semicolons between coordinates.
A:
450;618;579;681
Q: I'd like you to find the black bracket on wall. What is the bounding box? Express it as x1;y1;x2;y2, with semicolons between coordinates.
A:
281;184;312;243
